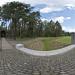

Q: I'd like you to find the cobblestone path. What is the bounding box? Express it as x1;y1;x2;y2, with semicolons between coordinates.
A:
0;38;75;75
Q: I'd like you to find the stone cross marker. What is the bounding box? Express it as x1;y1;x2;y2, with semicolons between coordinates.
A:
71;33;75;44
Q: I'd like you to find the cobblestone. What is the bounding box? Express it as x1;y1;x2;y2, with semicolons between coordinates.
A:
1;38;75;75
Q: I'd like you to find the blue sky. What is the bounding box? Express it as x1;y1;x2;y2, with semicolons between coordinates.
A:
0;0;75;32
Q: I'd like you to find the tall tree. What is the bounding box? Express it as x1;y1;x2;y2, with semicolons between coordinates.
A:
27;11;41;37
55;21;62;36
1;1;32;38
44;20;55;37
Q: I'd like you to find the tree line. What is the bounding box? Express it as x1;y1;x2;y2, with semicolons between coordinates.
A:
0;1;71;38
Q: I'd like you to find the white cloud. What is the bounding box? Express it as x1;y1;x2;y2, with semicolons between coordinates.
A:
1;0;75;10
52;16;71;23
0;0;48;6
41;18;48;21
66;17;71;20
40;7;51;13
41;18;49;21
24;0;75;7
41;16;71;23
62;26;75;32
40;0;75;13
65;4;75;9
52;16;65;23
40;3;75;13
40;6;63;13
68;28;75;32
0;0;19;6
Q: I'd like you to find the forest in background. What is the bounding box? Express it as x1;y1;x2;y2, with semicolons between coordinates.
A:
0;1;71;38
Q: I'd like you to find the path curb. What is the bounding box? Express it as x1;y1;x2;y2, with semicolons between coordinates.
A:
16;44;75;56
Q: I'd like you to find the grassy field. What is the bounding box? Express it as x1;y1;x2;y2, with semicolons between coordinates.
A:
17;36;71;51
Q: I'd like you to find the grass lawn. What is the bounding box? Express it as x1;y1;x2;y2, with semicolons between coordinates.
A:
17;36;71;51
42;36;71;50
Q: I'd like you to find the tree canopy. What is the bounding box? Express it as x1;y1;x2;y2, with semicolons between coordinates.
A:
0;1;68;38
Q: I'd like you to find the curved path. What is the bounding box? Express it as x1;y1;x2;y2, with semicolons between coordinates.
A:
1;38;75;75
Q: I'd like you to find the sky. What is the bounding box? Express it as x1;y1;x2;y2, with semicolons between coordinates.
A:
0;0;75;32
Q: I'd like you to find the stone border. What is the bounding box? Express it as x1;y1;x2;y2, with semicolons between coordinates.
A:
16;44;75;56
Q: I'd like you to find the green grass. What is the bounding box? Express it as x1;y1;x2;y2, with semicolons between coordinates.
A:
17;36;71;51
42;36;71;50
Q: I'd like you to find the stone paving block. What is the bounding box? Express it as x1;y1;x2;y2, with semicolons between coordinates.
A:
1;38;75;75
